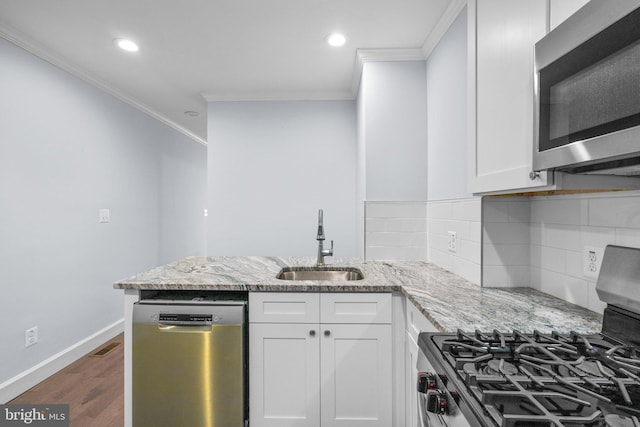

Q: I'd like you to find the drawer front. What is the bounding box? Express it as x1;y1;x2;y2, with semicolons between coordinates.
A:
405;298;437;343
320;293;392;324
249;292;319;323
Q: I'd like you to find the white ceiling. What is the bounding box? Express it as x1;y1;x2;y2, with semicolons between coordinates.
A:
0;0;463;143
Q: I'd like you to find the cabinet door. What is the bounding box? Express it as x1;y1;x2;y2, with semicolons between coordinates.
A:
549;0;589;30
320;324;392;427
249;323;320;427
468;0;551;194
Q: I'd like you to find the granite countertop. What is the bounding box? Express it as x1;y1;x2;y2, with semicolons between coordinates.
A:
114;256;603;334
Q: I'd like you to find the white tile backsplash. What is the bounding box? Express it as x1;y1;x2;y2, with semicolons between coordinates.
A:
530;197;589;225
483;190;640;314
365;202;427;219
367;191;640;314
483;243;529;266
540;269;590;308
484;221;530;245
615;227;640;247
589;194;640;228
427;198;482;285
452;200;482;222
426;201;454;219
365;202;428;261
365;199;482;285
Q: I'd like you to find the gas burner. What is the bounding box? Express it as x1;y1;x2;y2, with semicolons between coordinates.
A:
436;329;640;427
485;359;519;376
418;246;640;427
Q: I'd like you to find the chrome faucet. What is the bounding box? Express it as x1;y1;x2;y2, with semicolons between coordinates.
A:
316;209;333;266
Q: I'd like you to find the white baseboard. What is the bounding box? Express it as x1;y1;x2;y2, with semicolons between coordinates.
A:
0;319;124;403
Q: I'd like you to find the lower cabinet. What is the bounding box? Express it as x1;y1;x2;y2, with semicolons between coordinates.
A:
249;292;393;427
321;323;392;427
249;323;320;427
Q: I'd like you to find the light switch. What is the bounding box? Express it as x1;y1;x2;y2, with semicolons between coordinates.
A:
99;209;110;223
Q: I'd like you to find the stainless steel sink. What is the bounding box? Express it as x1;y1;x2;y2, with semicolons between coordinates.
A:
276;267;364;281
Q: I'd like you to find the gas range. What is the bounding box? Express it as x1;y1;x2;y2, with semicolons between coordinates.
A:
416;245;640;427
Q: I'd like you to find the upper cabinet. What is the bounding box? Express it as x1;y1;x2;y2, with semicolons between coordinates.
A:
467;0;550;194
468;0;639;195
467;0;592;195
549;0;589;30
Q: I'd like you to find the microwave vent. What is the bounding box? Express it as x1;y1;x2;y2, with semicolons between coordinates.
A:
561;156;640;175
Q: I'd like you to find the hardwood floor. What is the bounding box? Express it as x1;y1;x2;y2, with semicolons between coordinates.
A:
10;333;124;427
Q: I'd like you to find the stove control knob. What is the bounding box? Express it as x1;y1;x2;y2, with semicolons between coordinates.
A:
426;389;448;415
417;372;438;393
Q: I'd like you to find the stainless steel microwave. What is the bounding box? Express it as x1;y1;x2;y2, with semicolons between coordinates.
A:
533;0;640;175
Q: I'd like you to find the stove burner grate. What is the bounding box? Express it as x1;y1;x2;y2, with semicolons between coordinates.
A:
439;329;640;427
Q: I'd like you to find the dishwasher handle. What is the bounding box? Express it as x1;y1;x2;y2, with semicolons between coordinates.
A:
158;324;213;333
157;312;218;326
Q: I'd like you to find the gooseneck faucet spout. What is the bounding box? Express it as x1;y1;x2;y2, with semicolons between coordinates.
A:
316;209;333;266
317;209;325;241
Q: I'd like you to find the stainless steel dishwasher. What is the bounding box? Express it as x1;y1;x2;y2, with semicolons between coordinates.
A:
133;296;247;427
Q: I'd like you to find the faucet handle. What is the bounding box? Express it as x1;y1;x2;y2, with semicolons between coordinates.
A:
322;240;334;257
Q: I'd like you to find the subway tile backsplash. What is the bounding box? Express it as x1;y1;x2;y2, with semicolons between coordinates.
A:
364;190;640;314
483;190;640;314
427;198;482;285
482;198;531;287
364;198;482;285
365;202;428;262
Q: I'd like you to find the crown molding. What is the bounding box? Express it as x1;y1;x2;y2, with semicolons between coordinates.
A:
349;0;468;97
202;91;354;103
422;0;467;58
350;47;426;97
0;25;207;146
1;1;468;138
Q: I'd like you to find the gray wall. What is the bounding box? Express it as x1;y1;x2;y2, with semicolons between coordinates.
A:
207;101;358;257
0;37;206;384
426;7;471;201
359;61;428;201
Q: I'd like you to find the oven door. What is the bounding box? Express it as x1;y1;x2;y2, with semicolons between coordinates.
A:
533;0;640;173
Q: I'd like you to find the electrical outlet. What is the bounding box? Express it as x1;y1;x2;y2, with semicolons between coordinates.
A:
99;209;110;223
447;231;457;253
583;246;604;278
25;326;38;348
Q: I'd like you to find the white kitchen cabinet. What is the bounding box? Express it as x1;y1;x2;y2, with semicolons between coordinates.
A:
467;0;551;194
404;299;438;427
249;323;320;427
249;292;393;427
321;323;392;427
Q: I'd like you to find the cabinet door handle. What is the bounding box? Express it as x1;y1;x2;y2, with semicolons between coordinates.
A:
324;330;331;337
309;330;316;337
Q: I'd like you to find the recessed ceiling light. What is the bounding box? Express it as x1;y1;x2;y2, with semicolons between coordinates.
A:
114;38;139;52
326;33;346;47
184;111;200;117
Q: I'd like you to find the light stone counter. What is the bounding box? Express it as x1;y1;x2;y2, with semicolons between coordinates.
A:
114;256;603;334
